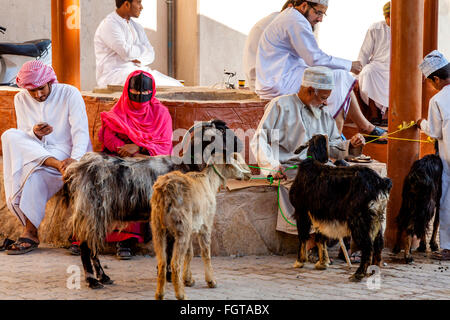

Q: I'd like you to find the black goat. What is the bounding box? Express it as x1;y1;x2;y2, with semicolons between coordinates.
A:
63;119;242;289
393;149;442;263
289;135;392;281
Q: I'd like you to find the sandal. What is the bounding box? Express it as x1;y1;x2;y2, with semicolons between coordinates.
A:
6;237;39;255
366;126;387;144
0;238;15;251
116;247;132;260
431;249;450;261
350;251;361;263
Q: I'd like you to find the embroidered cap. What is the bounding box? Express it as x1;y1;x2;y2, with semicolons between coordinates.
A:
308;0;329;6
302;66;334;90
383;2;391;17
419;50;449;78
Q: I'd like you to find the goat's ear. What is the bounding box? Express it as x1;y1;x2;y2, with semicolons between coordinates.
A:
294;142;309;155
229;152;251;174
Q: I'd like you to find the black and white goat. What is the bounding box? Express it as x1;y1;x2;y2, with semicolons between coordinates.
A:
289;135;392;281
393;147;442;263
63;120;242;289
150;152;252;300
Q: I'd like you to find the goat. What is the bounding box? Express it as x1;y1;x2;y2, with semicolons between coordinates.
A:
63;119;243;289
393;148;442;263
150;152;251;300
289;134;392;281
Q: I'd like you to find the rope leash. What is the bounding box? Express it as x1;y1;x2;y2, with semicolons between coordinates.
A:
363;121;435;144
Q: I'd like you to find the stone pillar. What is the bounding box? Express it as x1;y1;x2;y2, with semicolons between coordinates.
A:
421;0;440;157
385;0;424;248
51;0;80;89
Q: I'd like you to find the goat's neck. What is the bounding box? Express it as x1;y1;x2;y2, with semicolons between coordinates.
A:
206;165;226;191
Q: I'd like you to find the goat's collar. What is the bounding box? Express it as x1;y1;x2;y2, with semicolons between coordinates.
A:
211;165;226;188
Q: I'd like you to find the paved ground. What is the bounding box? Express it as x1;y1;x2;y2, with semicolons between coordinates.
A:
0;244;449;301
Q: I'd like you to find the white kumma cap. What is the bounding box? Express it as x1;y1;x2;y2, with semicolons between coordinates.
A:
308;0;329;6
419;50;449;78
302;66;334;90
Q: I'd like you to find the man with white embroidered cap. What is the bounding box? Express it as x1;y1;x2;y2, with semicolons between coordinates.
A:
251;66;365;235
1;61;91;255
417;50;450;260
255;0;387;143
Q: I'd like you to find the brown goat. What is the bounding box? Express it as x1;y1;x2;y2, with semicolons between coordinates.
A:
150;152;252;300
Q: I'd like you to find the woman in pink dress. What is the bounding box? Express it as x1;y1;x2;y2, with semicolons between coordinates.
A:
70;70;173;259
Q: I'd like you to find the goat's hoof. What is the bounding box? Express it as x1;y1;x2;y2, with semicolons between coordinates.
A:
166;271;172;283
314;261;329;270
405;256;414;264
417;243;427;253
430;242;439;252
184;279;195;287
207;280;217;288
176;294;186;300
100;275;114;285
155;293;165;300
349;273;364;282
87;278;104;289
293;260;305;268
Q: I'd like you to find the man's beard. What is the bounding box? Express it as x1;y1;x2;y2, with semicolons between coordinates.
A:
303;9;316;31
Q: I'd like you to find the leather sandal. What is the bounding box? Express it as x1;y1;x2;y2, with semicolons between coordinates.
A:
0;238;15;251
6;237;39;255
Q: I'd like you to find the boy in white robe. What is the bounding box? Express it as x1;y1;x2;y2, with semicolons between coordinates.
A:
356;2;391;126
243;1;294;91
417;50;450;260
1;61;91;255
251;66;365;235
255;0;387;143
94;0;182;88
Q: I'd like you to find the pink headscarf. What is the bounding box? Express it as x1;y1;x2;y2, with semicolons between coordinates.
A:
16;60;57;89
98;70;173;156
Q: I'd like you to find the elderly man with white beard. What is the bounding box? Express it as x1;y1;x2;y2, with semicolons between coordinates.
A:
251;66;365;237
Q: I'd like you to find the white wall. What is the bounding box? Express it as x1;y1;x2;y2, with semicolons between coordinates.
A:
0;0;168;91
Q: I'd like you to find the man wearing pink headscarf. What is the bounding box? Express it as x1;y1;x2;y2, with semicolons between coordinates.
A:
1;61;91;255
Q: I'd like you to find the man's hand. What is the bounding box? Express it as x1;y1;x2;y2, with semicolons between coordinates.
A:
117;144;140;157
350;133;366;148
416;118;425;128
60;158;76;174
132;59;141;66
351;61;363;75
33;122;53;140
272;166;288;180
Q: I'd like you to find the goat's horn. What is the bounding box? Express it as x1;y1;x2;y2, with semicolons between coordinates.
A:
180;121;212;151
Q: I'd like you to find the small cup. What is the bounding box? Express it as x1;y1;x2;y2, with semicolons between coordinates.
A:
238;79;245;88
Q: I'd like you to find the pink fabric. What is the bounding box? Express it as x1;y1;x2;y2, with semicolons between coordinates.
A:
105;223;144;243
16;60;57;89
98;70;173;156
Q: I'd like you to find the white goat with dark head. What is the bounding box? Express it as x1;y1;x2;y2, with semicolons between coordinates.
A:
150;152;251;300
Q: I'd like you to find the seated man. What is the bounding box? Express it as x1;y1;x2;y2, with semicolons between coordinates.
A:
1;61;91;255
94;0;182;88
250;66;365;235
255;0;386;142
356;1;391;126
243;0;294;91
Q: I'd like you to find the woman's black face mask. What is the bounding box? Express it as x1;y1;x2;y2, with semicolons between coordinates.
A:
128;74;153;103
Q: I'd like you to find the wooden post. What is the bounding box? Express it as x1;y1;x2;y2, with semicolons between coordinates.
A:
385;0;424;248
421;0;439;157
51;0;80;89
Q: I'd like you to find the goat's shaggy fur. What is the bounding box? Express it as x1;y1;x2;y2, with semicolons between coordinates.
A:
150;152;251;300
393;153;443;263
63;119;243;289
289;135;392;281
